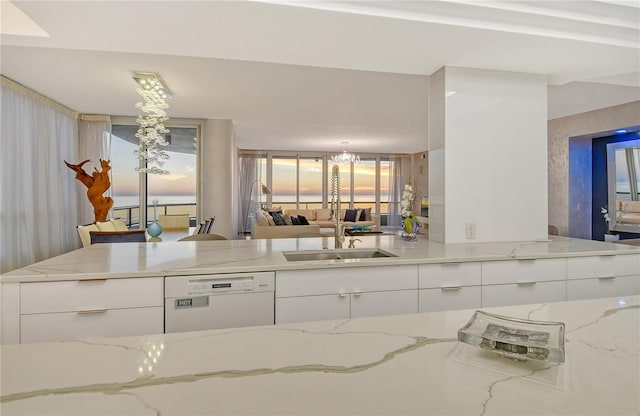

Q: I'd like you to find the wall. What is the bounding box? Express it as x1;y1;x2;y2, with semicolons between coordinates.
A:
412;151;428;216
428;68;446;242
548;101;640;237
430;67;548;243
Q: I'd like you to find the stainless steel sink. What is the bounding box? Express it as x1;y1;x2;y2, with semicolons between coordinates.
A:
282;248;397;262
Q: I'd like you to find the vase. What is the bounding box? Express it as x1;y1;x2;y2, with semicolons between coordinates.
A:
401;219;420;242
604;234;619;242
147;199;163;238
147;219;163;238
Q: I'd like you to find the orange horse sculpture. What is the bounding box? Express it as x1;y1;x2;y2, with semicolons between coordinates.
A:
64;159;114;223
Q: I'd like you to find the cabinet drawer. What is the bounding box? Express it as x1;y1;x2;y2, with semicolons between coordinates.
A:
567;255;640;280
482;258;566;285
276;266;418;297
351;290;417;319
419;262;481;288
419;286;481;313
20;306;164;343
567;275;640;301
20;277;163;314
275;295;349;324
481;281;566;308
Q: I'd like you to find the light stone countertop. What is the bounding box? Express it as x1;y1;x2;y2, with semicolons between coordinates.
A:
1;295;638;415
2;235;639;283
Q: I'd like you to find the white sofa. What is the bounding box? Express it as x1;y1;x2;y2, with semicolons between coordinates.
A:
284;208;380;230
617;200;640;224
252;222;323;239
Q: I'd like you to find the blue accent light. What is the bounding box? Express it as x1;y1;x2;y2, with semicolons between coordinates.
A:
615;129;628;134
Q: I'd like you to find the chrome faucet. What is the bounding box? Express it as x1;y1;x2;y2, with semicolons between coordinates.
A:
331;164;344;249
348;238;361;248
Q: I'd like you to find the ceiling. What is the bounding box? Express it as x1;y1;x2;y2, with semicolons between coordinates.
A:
1;0;639;154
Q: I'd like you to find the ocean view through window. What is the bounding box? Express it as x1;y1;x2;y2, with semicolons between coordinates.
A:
111;125;197;228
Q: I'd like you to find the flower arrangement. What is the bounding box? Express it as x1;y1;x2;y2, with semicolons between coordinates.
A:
401;179;421;239
601;206;615;235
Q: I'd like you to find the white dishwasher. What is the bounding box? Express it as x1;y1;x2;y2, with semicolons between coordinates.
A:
165;272;275;333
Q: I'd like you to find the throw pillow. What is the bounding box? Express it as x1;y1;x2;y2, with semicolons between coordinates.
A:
359;207;372;221
291;216;301;225
270;211;287;226
264;206;283;213
298;215;310;225
266;213;276;226
354;209;363;222
344;209;357;222
283;214;293;225
256;211;270;226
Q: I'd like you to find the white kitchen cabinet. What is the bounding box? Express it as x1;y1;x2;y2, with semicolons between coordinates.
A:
482;258;566;285
567;275;640;301
21;307;163;343
482;281;566;307
19;277;164;343
351;290;417;319
419;262;481;288
418;262;481;312
275;265;418;324
566;254;640;300
566;254;640;280
419;286;481;313
276;294;350;324
480;258;567;307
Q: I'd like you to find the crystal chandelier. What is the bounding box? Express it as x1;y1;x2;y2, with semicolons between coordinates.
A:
132;72;171;174
330;141;360;164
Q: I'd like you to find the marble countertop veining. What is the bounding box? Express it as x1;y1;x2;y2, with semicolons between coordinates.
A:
1;295;638;415
2;235;639;283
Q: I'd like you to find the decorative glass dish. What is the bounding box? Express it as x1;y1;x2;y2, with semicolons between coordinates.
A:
458;310;565;363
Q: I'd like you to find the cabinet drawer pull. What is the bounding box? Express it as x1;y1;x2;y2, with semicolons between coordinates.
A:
352;291;362;297
77;309;108;315
442;262;461;267
338;291;348;298
598;276;616;280
441;286;461;291
78;279;107;283
517;281;536;286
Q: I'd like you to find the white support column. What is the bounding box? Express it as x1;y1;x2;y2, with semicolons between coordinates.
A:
201;119;237;239
429;67;548;243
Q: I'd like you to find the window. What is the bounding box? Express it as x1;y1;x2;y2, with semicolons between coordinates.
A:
111;127;141;227
111;124;198;228
299;156;323;210
146;130;197;222
353;159;376;211
271;156;298;211
240;151;402;220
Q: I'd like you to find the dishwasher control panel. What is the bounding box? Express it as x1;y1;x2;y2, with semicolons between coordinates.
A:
165;272;275;297
188;278;253;294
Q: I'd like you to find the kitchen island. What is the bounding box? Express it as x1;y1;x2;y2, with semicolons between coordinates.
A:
2;235;640;344
1;295;638;415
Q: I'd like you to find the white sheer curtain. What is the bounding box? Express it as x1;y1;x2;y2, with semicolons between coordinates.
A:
387;156;404;227
1;76;80;273
78;115;111;225
237;153;259;234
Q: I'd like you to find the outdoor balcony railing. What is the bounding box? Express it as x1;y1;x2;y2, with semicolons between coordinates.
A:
113;202;197;229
